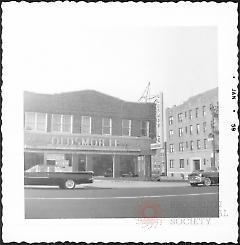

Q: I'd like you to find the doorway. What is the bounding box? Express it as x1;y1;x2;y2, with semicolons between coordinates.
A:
193;159;201;171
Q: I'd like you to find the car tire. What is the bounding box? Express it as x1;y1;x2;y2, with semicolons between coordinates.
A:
204;178;212;186
64;179;76;189
190;183;198;187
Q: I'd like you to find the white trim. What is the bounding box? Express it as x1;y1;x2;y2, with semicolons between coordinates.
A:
81;116;91;135
102;117;112;135
24;112;47;132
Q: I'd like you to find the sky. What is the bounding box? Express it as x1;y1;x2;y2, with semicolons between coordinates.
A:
3;3;218;108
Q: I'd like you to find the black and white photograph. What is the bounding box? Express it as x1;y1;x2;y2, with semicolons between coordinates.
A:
2;2;238;243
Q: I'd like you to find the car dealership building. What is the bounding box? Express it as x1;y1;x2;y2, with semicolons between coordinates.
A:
24;90;156;179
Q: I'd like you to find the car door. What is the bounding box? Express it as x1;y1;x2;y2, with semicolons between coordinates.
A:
24;171;50;185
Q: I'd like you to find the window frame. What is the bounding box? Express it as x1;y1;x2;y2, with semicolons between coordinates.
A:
25;112;47;132
195;108;199;118
190;140;194;150
202;106;206;117
169;144;174;153
81;116;92;134
51;114;73;133
179;159;184;169
141;120;150;137
122;119;131;136
169;116;173;125
169;160;174;168
197;139;201;149
204;138;207;149
196;124;200;134
102;118;112;135
190;125;193;135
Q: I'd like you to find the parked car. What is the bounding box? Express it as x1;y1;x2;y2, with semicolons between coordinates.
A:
121;172;138;177
188;167;219;187
24;165;94;189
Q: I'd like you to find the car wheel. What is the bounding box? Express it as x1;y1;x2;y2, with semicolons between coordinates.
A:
204;178;212;186
64;179;76;189
190;183;198;187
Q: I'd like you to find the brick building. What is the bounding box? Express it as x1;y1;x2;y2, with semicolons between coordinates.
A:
24;90;156;179
166;88;219;178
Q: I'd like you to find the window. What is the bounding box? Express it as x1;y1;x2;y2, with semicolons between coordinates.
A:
190;125;193;135
185;111;187;118
186;141;188;148
204;139;207;149
169;116;173;125
141;121;150;137
178;128;183;137
81;116;91;134
185;126;187;134
102;118;112;135
180;159;184;169
203;106;206;117
25;112;47;132
169;130;174;137
178;113;183;122
197;140;201;149
122;119;131;136
169;160;174;168
169;144;174;153
196;108;199;118
52;114;72;133
190;141;194;150
203;158;206;165
203;122;207;133
189;110;192;120
179;142;184;152
196;124;200;134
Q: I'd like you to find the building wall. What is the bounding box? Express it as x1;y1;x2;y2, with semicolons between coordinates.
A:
166;88;219;178
24;90;156;178
24;90;156;139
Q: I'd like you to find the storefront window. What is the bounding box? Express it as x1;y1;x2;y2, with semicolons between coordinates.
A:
102;118;112;135
122;119;131;136
81;116;91;134
25;112;47;131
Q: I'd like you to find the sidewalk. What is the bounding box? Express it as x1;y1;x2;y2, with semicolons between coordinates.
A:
83;178;189;188
94;176;188;183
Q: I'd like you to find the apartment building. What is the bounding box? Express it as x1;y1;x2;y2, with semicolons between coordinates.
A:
166;88;219;178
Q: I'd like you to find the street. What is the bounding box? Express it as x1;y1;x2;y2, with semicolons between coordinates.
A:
25;180;219;219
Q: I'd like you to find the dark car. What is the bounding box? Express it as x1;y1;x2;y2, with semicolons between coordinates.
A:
188;167;219;187
24;165;94;189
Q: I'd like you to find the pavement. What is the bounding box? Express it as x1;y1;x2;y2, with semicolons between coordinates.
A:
81;179;189;188
25;180;219;219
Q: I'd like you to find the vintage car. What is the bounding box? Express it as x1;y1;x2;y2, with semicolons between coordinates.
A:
24;165;94;189
188;167;219;187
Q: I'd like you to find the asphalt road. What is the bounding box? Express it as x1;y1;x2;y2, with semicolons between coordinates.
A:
25;183;219;219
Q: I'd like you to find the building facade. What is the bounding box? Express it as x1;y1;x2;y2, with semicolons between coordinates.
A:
166;88;219;178
24;90;156;179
